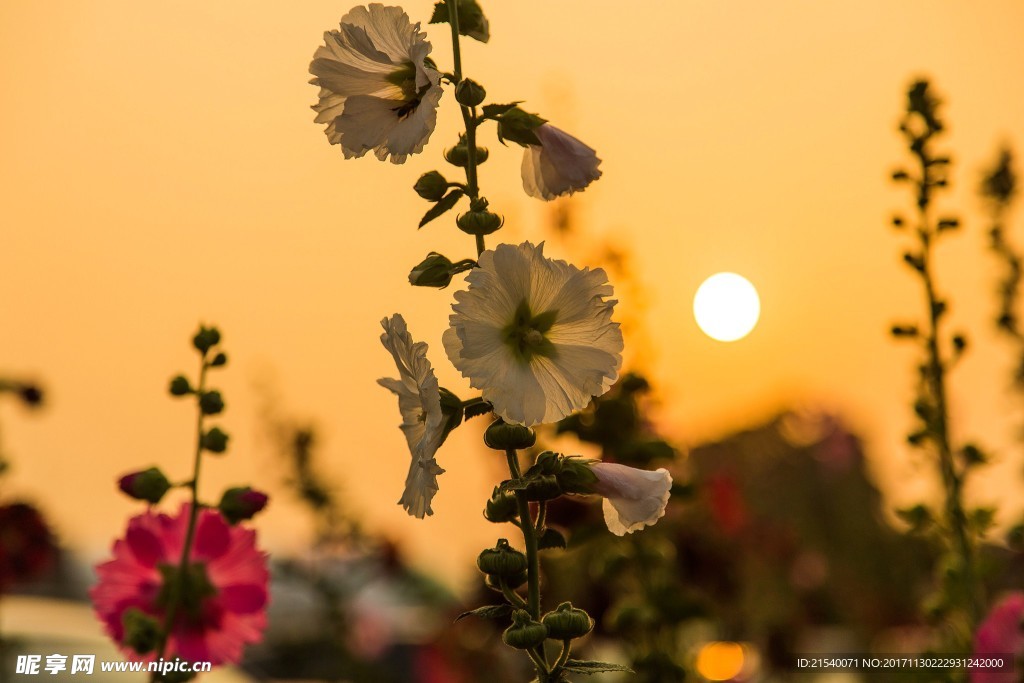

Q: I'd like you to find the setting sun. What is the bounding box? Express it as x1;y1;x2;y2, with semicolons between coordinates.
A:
693;272;761;342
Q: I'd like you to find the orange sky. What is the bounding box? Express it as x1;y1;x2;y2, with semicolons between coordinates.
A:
2;0;1024;589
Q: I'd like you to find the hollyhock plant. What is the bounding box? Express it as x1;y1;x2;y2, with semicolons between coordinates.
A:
378;314;447;518
970;592;1024;683
444;241;623;426
91;505;269;665
521;124;603;201
309;4;443;163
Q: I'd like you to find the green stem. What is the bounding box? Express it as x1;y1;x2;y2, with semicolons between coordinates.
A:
912;148;980;629
444;0;485;257
554;639;572;670
153;354;209;674
505;448;548;678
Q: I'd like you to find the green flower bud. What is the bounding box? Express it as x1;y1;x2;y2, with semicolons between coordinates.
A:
455;79;486;107
477;538;528;577
496;107;547;147
523;474;562;502
118;467;172;504
209;352;228;367
168;375;192;396
484;419;536;451
122;607;162;655
199;391;225;415
456;209;503;236
409;252;455;288
201;426;229;454
542;602;593;640
218;487;269;524
192;326;221;353
502;610;548;650
485;570;527;593
414;171;448;201
445;143;469;167
484;488;519;523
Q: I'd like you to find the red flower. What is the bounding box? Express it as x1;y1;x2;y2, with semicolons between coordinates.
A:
971;592;1024;683
91;504;269;666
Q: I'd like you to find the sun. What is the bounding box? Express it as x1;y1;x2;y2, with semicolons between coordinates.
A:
693;272;761;342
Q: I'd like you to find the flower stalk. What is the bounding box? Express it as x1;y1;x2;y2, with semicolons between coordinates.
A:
444;0;485;256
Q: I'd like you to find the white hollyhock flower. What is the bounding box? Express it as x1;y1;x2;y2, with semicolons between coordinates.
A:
443;242;623;427
590;462;672;536
521;124;602;200
378;314;446;518
310;4;443;164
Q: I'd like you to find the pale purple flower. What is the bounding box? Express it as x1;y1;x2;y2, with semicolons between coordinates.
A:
590;462;672;536
521;124;602;200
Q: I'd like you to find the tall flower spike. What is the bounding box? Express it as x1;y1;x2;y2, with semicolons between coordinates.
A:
590;462;672;536
521;124;603;200
444;242;623;426
310;4;443;164
378;315;446;518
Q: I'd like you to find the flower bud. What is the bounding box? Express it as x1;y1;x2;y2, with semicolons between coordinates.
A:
476;538;528;577
209;352;228;367
502;610;548;650
455;79;486;107
456;209;503;236
192;326;221;353
201;427;229;454
484;419;536;451
17;384;43;407
218;487;269;524
121;607;162;655
409;252;455;288
484;488;518;523
199;391;225;415
485;570;527;592
445;143;469;167
168;375;192;396
414;171;449;201
542;602;593;640
118;467;172;504
523;474;562;502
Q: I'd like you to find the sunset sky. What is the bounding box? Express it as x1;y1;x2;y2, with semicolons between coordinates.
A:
2;0;1024;588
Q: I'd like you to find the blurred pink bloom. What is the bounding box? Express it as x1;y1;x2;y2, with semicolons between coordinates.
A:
521;124;602;200
971;592;1024;683
91;504;269;666
590;462;671;536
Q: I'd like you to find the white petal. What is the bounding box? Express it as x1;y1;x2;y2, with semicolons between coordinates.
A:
376;85;443;164
336;95;401;159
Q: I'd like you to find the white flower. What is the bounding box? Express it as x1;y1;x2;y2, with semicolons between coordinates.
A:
521;124;602;200
443;242;623;426
590;462;672;536
378;314;446;518
310;4;443;164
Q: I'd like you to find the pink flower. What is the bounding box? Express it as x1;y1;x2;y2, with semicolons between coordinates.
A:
590;462;672;536
91;504;269;666
521;124;602;201
971;592;1024;683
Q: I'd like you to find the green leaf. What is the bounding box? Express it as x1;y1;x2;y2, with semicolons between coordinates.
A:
430;0;490;43
455;604;512;622
419;190;464;228
464;401;493;419
561;660;634;675
481;102;521;119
